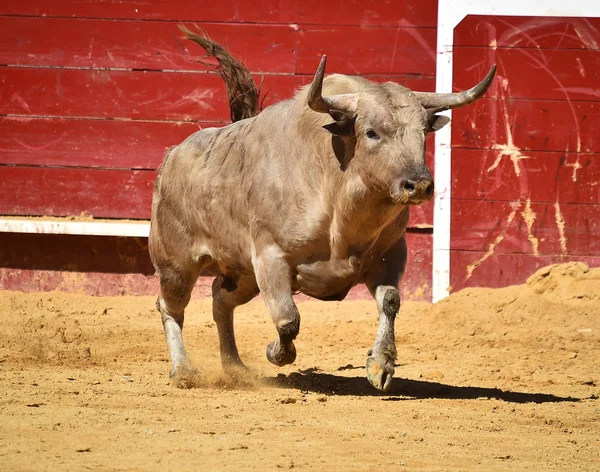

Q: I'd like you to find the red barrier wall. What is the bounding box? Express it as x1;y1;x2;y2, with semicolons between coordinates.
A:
0;0;438;299
2;6;598;299
450;16;600;291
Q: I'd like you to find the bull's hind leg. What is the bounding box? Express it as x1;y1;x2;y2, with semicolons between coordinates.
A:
156;265;199;380
212;275;259;368
364;236;407;392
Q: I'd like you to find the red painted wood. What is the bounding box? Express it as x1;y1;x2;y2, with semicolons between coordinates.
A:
451;98;600;153
296;0;437;27
402;232;433;301
0;0;298;23
450;199;600;256
0;233;154;274
453;48;600;101
407;206;433;228
0;232;432;300
451;149;600;206
0;268;163;297
450;251;600;292
450;15;600;291
0;116;220;169
0;68;434;121
0;18;297;73
0;166;155;219
296;25;436;76
0;67;304;121
1;0;438;27
455;16;600;50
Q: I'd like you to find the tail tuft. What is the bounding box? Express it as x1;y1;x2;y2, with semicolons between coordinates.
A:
179;25;261;122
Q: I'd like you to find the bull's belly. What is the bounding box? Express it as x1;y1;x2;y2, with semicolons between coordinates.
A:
291;256;364;301
297;282;356;301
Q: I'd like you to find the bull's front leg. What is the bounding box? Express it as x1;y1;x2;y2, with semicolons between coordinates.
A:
252;239;300;366
364;236;407;392
365;285;400;392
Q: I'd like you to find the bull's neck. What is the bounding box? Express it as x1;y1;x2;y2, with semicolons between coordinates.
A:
290;111;404;254
326;168;405;258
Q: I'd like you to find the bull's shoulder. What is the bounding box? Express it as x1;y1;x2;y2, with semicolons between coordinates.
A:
177;126;224;152
165;123;241;168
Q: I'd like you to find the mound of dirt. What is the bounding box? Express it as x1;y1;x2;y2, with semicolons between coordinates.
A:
1;262;599;471
526;261;600;305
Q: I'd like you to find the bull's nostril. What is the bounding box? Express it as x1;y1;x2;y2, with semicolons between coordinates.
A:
425;182;434;195
403;180;416;193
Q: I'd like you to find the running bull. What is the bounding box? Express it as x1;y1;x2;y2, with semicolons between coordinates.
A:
149;28;496;391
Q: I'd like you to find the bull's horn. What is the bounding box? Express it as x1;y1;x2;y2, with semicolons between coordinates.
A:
307;55;330;113
307;55;358;115
413;65;497;110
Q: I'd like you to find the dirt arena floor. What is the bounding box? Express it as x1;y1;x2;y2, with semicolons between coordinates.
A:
1;262;599;471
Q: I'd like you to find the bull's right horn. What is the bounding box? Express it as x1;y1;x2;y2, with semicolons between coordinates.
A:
307;55;358;115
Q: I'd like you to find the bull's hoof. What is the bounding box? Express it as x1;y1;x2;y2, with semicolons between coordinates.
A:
222;357;249;372
169;361;200;389
220;350;248;371
219;362;256;388
222;358;254;383
266;339;297;366
366;355;394;392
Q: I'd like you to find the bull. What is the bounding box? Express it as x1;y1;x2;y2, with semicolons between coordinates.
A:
149;29;496;391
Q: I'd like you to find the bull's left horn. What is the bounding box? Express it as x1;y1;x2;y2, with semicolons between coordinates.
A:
307;55;331;113
413;65;497;111
307;55;358;115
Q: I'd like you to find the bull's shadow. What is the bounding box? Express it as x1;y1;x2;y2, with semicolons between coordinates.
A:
264;367;579;404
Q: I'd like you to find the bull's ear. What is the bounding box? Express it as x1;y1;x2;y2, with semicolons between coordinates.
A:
427;114;450;132
323;112;356;136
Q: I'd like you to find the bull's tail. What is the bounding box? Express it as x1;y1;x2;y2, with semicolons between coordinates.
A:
179;25;261;122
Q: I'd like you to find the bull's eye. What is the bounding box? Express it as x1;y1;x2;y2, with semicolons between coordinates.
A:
366;129;379;140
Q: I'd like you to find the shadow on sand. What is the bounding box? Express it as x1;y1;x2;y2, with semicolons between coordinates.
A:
264;367;580;404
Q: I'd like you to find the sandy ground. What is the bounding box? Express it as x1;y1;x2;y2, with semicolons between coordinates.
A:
1;262;599;471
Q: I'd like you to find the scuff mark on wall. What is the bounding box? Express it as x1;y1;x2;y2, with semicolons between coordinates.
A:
572;19;600;50
389;24;402;73
489;143;530;177
397;18;436;62
554;201;568;254
563;153;583;182
14;131;67;151
521;198;539;256
168;88;215;110
465;206;519;280
486;74;531;180
10;93;32;113
575;57;586;77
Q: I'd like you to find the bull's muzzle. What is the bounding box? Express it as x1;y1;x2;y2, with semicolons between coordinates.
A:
391;178;434;205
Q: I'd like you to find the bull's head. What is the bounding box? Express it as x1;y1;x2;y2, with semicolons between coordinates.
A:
307;56;496;205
